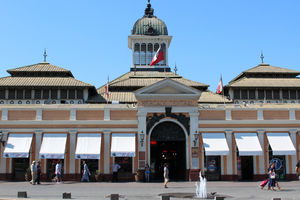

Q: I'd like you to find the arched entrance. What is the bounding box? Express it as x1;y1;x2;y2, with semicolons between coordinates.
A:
149;121;186;181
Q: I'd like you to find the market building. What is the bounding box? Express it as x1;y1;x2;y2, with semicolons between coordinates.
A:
0;2;299;182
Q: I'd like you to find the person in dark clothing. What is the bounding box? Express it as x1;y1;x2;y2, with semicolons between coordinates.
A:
36;161;41;184
296;160;300;180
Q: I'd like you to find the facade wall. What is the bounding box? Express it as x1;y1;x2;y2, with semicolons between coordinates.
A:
0;106;299;181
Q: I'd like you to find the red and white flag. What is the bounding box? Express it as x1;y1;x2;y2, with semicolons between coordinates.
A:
216;75;223;94
105;76;109;98
149;45;164;66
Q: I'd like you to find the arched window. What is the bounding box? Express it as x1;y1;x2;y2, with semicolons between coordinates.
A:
161;43;166;65
134;43;140;65
141;43;146;65
147;43;153;65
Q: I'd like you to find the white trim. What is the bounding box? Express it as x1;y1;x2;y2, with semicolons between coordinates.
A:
147;118;189;169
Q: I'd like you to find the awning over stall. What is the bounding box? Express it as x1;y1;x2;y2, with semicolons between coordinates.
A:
111;133;136;157
3;134;33;158
201;133;229;155
75;133;102;159
234;133;263;156
267;133;296;155
39;134;67;159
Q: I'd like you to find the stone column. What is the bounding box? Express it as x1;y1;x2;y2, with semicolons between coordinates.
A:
137;110;146;169
69;130;77;174
257;130;265;175
35;130;43;162
103;130;111;174
289;129;297;175
190;111;199;170
225;130;233;175
0;130;8;174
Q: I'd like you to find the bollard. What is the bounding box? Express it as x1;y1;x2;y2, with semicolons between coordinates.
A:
18;191;27;198
161;195;170;200
62;192;71;199
214;197;225;200
272;198;281;200
111;194;119;200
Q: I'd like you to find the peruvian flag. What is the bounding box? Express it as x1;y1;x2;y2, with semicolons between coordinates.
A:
216;75;223;94
105;76;109;97
149;45;164;66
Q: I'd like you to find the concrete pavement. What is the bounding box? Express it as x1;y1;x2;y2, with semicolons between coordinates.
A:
0;181;299;200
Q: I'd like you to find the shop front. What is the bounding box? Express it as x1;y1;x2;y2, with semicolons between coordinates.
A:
266;133;296;180
111;133;136;181
201;133;229;181
3;133;33;180
39;133;67;181
234;133;263;180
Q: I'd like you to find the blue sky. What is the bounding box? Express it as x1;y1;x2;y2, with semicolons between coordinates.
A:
0;0;300;91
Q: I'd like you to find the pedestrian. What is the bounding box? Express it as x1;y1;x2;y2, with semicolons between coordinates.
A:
112;163;121;182
145;163;150;182
55;161;62;183
267;162;281;191
30;161;37;185
163;163;169;188
36;161;41;184
296;160;300;180
81;161;91;182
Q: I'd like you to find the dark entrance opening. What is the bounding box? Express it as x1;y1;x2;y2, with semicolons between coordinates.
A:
46;159;64;181
238;156;254;180
150;121;186;181
204;156;221;181
12;158;29;181
269;146;286;180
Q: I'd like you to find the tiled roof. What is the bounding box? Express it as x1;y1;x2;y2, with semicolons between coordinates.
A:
0;77;93;87
7;62;73;76
245;64;300;74
227;77;300;88
98;71;208;91
96;89;230;103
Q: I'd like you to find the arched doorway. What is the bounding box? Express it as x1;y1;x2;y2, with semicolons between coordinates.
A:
150;121;186;181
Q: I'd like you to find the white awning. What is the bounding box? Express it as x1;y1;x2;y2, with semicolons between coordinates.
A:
75;133;102;159
39;134;67;159
234;133;263;156
201;133;229;155
111;133;136;157
267;133;296;155
3;134;33;158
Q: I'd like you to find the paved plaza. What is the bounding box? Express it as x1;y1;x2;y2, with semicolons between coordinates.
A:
0;181;299;200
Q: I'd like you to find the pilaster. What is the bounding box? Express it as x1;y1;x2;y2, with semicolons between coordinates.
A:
138;111;146;169
190;111;199;169
225;130;233;175
103;130;111;174
2;109;8;121
225;109;231;120
289;129;297;174
70;109;76;121
257;129;265;174
69;130;77;174
36;109;42;121
35;130;43;163
257;109;263;120
289;109;296;120
104;108;110;121
0;130;8;173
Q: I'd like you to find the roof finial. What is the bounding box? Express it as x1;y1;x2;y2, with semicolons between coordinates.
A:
174;63;178;75
260;51;264;63
43;49;47;62
144;0;154;17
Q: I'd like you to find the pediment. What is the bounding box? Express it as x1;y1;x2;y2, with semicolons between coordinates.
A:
135;78;201;100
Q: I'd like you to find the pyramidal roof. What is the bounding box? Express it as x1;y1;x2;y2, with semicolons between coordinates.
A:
7;62;73;77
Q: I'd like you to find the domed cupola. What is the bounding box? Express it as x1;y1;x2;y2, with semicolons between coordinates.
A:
132;2;168;36
128;0;172;72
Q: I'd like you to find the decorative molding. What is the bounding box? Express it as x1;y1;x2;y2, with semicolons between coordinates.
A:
146;112;190;134
139;100;198;107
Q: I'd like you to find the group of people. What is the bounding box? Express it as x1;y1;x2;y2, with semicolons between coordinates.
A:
30;160;41;185
30;160;62;184
260;160;300;191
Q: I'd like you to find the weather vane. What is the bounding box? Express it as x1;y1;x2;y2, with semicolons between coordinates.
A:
260;51;264;63
43;49;47;62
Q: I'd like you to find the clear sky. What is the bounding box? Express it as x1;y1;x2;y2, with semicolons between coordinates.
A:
0;0;300;91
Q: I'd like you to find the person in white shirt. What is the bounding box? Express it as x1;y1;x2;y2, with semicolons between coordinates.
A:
30;161;36;185
163;163;169;188
55;161;62;183
81;161;91;182
112;163;121;182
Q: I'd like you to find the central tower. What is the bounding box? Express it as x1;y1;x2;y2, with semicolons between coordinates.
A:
128;1;172;72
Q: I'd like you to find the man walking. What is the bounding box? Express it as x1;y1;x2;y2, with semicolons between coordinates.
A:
296;160;300;180
55;161;62;183
30;161;36;185
81;161;91;182
112;163;121;182
36;161;41;184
